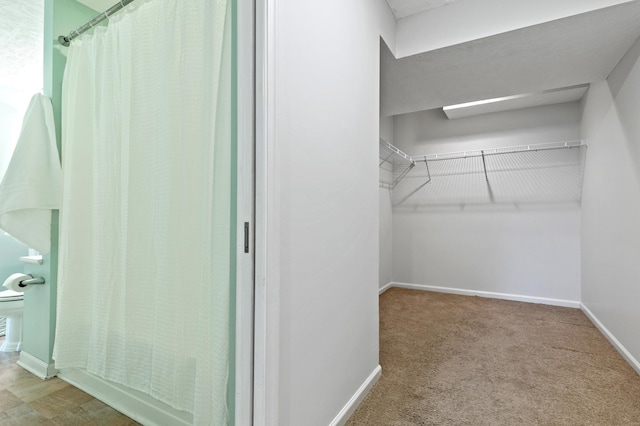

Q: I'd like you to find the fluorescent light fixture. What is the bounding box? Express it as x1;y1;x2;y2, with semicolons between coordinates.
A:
442;84;589;119
443;93;529;112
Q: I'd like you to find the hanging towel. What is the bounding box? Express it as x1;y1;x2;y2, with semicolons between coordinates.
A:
0;93;61;254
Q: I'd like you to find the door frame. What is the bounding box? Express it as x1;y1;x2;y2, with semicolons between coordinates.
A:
252;0;280;424
235;0;258;425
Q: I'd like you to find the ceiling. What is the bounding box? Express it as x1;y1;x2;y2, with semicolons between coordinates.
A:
381;1;640;117
385;0;459;19
0;0;44;93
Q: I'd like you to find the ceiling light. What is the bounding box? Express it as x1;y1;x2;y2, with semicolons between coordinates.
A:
442;85;589;119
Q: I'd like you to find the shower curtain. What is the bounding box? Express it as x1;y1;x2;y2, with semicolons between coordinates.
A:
53;0;231;424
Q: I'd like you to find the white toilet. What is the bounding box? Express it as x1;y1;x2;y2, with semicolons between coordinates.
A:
0;289;24;352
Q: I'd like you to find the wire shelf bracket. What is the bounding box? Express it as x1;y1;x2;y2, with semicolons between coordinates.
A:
379;139;416;189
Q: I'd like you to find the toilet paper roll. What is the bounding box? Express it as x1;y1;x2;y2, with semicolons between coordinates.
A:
3;273;34;293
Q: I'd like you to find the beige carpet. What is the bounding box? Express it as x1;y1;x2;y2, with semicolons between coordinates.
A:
347;288;640;425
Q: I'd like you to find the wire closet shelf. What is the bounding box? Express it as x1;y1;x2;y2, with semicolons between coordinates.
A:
380;140;587;208
379;138;416;189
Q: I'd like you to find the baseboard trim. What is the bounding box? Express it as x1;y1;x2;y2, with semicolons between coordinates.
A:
580;304;640;376
57;368;192;426
379;282;393;295
17;351;58;379
389;282;581;308
329;365;382;426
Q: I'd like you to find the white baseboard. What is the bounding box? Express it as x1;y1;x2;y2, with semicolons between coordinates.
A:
580;304;640;376
329;365;382;426
389;282;581;308
17;351;58;379
57;368;192;426
379;282;393;295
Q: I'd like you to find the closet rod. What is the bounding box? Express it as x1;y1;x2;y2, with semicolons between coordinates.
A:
58;0;135;47
413;141;585;162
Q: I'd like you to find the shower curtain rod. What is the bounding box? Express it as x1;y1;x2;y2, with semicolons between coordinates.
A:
58;0;135;46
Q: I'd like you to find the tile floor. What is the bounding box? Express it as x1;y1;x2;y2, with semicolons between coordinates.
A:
0;346;139;425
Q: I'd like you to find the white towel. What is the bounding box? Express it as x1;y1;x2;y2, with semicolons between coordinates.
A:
0;93;61;254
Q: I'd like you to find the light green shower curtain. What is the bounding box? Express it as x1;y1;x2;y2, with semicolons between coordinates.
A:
53;0;232;424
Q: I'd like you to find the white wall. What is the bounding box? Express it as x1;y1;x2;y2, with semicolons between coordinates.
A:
0;87;32;184
580;36;640;364
0;232;27;280
379;115;393;289
392;103;582;302
272;0;395;424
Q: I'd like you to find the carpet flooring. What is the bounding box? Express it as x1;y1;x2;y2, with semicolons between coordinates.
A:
347;288;640;425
